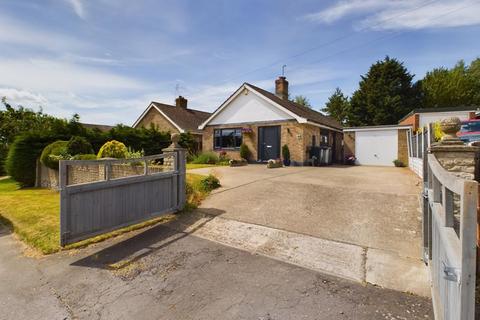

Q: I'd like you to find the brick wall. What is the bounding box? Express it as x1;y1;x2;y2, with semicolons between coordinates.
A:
344;132;355;157
399;114;419;131
397;129;409;166
203;121;308;163
136;108;180;133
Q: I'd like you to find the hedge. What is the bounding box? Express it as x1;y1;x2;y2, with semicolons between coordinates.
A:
0;143;7;176
97;140;128;159
5;133;66;187
66;136;94;155
40;140;69;170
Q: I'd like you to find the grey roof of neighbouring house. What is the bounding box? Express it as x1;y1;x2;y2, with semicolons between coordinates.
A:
245;83;342;130
147;102;211;133
80;123;115;132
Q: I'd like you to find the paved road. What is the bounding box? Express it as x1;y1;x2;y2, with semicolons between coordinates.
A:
0;221;432;320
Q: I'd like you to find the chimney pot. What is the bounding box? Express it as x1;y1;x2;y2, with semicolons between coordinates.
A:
175;96;187;109
275;76;289;100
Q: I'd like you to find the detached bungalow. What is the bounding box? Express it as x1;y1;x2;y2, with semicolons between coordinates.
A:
133;96;211;149
198;77;343;165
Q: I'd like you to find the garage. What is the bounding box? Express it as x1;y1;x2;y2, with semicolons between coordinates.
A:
343;125;410;166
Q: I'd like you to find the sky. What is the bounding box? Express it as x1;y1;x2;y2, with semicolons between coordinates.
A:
0;0;479;125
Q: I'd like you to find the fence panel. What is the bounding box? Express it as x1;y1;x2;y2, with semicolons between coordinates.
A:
424;153;477;320
59;151;185;246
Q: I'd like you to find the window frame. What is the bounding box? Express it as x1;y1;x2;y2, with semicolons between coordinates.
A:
213;128;243;150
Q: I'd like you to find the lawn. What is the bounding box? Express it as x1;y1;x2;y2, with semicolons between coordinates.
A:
0;173;210;254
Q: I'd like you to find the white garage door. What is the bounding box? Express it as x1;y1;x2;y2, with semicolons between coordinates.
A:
355;130;398;166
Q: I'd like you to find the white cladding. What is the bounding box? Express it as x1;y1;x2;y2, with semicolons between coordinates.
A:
355;129;398;166
419;111;471;127
208;90;294;125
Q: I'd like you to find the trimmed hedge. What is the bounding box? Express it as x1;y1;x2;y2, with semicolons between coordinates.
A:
67;136;93;155
191;152;219;164
6;133;65;187
0;144;7;176
40;141;68;170
97;140;128;159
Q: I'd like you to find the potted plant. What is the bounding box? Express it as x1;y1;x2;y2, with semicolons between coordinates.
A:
282;144;291;166
345;154;356;165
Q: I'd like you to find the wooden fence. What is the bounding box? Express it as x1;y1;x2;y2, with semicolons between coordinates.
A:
59;150;186;246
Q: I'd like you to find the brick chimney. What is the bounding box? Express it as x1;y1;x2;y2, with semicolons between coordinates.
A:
175;96;187;109
275;76;289;100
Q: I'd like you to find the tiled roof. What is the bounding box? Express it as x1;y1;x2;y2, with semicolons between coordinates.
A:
151;102;211;133
245;83;342;130
80;123;115;132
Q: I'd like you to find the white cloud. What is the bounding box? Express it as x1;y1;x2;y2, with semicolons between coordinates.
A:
67;0;86;19
0;58;147;93
304;0;480;30
0;88;48;107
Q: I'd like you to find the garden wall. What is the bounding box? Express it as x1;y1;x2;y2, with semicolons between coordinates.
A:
36;161;170;190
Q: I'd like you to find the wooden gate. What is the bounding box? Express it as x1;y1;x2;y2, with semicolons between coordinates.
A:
59;151;186;246
423;153;477;319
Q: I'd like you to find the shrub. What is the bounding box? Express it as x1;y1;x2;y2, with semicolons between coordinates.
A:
6;133;63;187
199;174;221;192
97;140;128;159
40;140;69;170
126;147;144;159
72;154;97;160
66;136;94;155
393;159;405;167
239;144;251;160
0;143;7;176
191;152;219;164
282;144;290;165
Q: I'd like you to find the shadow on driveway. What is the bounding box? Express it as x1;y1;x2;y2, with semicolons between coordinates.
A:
71;208;225;270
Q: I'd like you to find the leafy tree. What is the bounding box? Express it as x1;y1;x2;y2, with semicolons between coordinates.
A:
421;58;480;108
293;95;311;108
347;56;420;126
322;88;349;124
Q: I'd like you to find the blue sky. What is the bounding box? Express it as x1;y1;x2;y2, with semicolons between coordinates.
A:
0;0;479;125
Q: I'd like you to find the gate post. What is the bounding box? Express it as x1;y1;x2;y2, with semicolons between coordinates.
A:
163;133;187;210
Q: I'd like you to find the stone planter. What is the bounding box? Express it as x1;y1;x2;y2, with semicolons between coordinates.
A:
267;159;282;169
229;159;248;167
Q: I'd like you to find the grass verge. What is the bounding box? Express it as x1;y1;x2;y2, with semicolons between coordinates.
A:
0;173;213;255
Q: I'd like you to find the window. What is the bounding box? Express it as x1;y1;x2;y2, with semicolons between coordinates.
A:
320;129;329;145
214;128;242;149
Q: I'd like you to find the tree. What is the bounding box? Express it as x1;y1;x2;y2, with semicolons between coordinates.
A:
293;95;311;108
347;56;420;126
420;58;480;108
322;88;349;124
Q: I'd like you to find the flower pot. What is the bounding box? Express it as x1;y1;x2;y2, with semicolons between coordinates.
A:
283;159;291;166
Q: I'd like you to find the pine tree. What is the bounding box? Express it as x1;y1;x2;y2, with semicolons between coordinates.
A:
347;56;419;126
322;88;349;124
293;95;311;108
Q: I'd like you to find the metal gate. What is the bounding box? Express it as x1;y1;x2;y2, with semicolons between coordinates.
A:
423;153;477;319
59;150;185;246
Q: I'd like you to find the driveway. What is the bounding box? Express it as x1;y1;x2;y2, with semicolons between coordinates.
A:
190;165;423;259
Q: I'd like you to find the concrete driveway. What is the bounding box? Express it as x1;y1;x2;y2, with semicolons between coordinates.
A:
189;165;428;295
190;165;422;258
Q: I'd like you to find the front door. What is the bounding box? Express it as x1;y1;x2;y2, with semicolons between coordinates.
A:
258;126;281;161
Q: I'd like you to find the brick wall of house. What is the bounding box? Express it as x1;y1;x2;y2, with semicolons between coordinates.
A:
397;129;409;166
399;114;419;131
203;120;309;163
344;132;355;157
136;108;180;133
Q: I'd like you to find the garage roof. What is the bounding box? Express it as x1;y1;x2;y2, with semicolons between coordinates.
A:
343;124;411;132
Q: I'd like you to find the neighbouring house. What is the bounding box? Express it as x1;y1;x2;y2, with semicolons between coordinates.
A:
343;125;410;166
80;123;115;132
133;96;211;150
398;106;477;132
198;77;343;165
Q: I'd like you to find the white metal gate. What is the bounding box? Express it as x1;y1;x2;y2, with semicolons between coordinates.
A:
424;153;477;319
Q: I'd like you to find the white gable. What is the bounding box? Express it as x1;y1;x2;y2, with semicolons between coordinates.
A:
208;88;295;125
